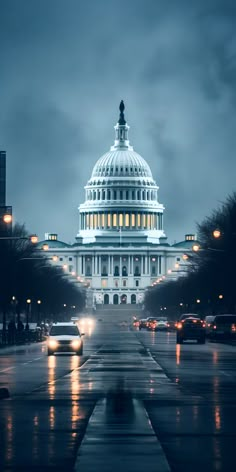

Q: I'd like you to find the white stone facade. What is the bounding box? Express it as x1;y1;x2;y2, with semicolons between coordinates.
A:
39;102;196;306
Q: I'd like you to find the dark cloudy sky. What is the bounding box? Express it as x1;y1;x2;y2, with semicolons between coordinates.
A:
0;0;236;244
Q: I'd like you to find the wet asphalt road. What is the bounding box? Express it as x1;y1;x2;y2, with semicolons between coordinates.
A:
0;321;236;471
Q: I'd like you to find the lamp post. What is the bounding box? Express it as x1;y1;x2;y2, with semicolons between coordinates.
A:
37;300;42;324
26;299;31;330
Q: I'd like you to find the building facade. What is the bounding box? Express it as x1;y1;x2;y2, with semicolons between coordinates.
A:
38;102;197;306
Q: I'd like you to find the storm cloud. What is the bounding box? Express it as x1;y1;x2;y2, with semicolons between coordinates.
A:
0;0;236;243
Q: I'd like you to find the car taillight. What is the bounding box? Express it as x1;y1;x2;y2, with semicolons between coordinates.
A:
231;324;236;332
177;322;182;329
213;325;216;329
202;323;206;328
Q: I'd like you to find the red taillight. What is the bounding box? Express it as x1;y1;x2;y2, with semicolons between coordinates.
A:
231;324;236;332
213;325;216;329
177;322;182;329
202;323;206;328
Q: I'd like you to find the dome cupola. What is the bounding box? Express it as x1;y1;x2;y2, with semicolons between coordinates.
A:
77;102;166;245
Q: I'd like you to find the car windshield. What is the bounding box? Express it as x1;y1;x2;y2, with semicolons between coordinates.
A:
50;326;79;336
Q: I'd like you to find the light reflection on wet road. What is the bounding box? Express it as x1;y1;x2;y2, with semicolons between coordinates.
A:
0;323;236;471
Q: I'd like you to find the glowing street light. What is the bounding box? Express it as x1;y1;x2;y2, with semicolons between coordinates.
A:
213;229;221;239
3;214;12;224
192;243;200;252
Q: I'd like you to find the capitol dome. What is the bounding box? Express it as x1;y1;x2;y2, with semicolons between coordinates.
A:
77;101;166;244
91;149;153;179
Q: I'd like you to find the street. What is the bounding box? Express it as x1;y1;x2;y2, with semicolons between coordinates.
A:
0;319;236;471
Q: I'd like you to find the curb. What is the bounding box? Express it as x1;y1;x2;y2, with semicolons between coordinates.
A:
0;388;10;399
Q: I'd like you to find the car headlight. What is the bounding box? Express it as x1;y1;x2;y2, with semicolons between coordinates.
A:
48;339;58;349
71;340;81;349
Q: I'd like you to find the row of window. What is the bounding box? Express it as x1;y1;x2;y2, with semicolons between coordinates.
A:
101;280;139;288
86;188;157;201
81;212;163;230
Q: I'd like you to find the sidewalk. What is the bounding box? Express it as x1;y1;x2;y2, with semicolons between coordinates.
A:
74;396;171;472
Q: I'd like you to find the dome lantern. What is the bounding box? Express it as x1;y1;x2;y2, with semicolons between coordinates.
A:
112;100;132;151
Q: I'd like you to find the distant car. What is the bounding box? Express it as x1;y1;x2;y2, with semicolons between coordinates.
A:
204;315;216;337
155;317;168;331
132;319;140;328
179;313;201;321
176;316;206;344
139;318;148;330
209;314;236;341
47;322;84;356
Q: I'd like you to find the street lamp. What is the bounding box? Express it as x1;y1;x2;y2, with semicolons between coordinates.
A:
26;299;31;330
213;229;221;239
37;300;42;324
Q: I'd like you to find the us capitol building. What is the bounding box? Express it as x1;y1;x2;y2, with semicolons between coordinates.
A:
38;102;197;306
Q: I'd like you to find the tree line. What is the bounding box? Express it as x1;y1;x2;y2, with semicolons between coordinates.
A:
145;193;236;319
0;223;85;324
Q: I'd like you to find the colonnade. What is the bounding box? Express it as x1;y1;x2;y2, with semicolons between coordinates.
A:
80;211;163;231
78;254;162;277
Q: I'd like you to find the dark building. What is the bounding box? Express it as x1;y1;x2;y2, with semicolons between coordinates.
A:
0;150;12;236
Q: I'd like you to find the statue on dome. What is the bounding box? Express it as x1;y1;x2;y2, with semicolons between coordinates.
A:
118;100;126;125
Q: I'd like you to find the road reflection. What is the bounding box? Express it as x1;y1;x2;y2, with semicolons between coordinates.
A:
176;344;181;365
48;355;57;398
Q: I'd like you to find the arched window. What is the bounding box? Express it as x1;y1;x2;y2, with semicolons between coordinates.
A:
104;294;109;305
137;191;141;200
93;191;96;200
131;294;136;304
120;190;123;200
134;266;140;276
113;294;119;305
120;294;127;304
113;190;117;200
142;190;145;200
97;191;100;200
132;190;135;200
126;190;129;200
102;190;105;200
122;266;127;276
107;190;111;200
114;266;119;276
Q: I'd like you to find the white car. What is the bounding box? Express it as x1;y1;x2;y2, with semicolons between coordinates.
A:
47;322;84;356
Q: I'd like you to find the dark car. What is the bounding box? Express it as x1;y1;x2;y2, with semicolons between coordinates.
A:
176;316;206;344
204;315;216;338
209;314;236;341
139;318;148;330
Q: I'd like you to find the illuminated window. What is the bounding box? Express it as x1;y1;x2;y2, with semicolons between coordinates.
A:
119;214;123;227
94;214;97;228
137;214;141;227
90;214;93;228
131;214;135;227
114;279;119;287
125;214;129;227
143;214;146;228
101;213;105;227
101;279;107;288
107;214;111;227
113;213;117;227
147;214;151;228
